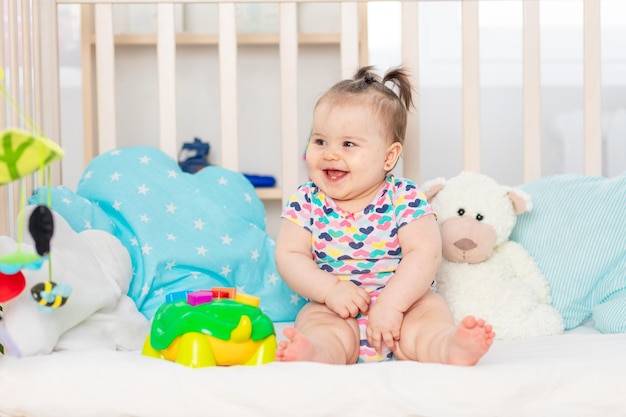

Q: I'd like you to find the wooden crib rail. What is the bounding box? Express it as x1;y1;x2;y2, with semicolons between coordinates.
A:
1;0;607;237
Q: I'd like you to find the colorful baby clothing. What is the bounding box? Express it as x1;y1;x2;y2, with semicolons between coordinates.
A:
281;175;435;362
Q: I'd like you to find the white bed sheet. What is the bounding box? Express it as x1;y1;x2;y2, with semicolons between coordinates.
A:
1;321;625;417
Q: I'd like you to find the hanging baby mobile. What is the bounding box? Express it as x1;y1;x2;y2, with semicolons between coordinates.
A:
0;68;68;355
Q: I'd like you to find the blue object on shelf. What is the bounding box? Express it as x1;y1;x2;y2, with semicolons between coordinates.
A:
243;174;276;188
179;138;210;173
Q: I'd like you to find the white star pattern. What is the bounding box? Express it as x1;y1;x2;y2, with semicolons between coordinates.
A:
137;184;149;196
70;149;299;321
193;218;206;230
267;273;279;285
220;265;231;277
111;150;121;156
165;203;177;214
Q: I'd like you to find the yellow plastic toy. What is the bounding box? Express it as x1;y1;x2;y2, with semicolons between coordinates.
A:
141;289;277;368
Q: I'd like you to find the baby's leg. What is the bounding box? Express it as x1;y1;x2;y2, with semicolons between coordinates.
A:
394;291;494;365
275;301;360;364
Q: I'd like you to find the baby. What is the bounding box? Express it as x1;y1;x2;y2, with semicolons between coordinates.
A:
275;66;494;365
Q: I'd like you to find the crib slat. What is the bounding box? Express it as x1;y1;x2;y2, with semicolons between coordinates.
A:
157;3;178;159
94;4;117;153
461;0;480;172
340;2;359;78
219;2;239;171
0;0;5;236
279;2;299;203
21;0;34;128
583;0;602;176
38;0;62;187
0;0;5;130
81;5;95;165
401;0;420;183
8;0;19;129
522;0;542;182
7;0;20;233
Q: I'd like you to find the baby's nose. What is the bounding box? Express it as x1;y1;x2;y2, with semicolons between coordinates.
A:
323;147;339;160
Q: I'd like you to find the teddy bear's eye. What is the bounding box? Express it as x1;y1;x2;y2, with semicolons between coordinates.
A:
476;213;484;221
457;208;465;216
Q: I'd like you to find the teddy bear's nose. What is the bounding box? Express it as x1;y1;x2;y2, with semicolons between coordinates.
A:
454;238;477;251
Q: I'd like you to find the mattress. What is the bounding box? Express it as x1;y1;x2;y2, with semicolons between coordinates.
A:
1;321;625;417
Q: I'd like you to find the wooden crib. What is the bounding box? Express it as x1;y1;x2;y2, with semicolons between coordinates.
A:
1;0;617;237
1;2;626;417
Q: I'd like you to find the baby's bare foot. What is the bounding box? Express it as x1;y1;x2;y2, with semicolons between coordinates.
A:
447;315;495;366
275;327;336;363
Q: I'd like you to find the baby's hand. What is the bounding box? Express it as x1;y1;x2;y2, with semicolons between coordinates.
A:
324;281;370;318
366;304;403;353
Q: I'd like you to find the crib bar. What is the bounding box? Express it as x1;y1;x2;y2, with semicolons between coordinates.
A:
583;0;602;176
0;0;5;236
401;1;420;183
279;2;300;202
5;0;21;237
81;5;96;166
0;1;4;131
522;0;542;182
461;0;480;172
219;3;239;171
38;0;62;189
157;4;178;159
95;4;117;153
21;0;34;130
340;2;359;78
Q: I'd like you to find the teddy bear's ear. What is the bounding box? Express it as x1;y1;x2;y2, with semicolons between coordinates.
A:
507;188;533;215
422;177;446;201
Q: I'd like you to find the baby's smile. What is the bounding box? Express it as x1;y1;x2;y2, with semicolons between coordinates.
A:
324;169;348;181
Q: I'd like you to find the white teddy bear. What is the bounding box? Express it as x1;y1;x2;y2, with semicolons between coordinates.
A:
423;171;564;340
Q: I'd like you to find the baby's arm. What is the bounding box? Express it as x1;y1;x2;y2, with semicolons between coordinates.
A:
366;214;442;351
275;219;370;318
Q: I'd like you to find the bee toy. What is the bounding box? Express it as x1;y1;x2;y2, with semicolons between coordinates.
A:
30;281;72;313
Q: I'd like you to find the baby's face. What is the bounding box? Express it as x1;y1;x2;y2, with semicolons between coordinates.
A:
306;100;401;211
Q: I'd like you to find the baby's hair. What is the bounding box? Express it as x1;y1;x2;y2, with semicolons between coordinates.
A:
317;65;415;144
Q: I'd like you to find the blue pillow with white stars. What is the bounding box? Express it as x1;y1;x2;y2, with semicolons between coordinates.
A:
30;146;303;322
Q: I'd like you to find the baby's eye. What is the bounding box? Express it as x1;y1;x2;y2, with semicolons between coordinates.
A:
343;141;355;147
311;138;326;146
457;208;465;216
476;213;484;221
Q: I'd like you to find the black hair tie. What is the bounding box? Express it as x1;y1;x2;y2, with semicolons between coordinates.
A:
364;74;375;85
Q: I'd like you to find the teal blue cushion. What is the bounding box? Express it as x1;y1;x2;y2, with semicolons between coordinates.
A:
30;146;304;322
511;173;626;332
